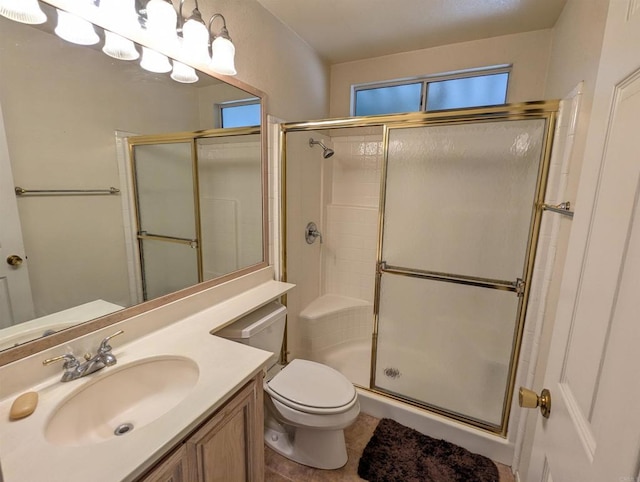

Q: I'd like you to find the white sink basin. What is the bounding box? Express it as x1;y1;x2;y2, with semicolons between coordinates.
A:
45;356;199;446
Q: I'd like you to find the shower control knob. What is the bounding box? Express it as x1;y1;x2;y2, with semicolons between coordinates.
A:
6;255;23;267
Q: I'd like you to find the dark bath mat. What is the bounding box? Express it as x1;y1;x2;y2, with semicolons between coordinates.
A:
358;418;499;482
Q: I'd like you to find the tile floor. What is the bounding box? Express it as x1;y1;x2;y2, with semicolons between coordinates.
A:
265;413;515;481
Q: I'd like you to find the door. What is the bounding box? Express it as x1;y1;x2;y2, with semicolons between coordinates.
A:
527;1;640;480
130;141;201;301
0;101;34;327
374;114;554;433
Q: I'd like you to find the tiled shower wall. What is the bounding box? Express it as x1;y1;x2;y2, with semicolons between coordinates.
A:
322;134;383;302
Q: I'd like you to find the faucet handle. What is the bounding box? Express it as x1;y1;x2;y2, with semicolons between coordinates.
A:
43;353;80;369
98;330;124;354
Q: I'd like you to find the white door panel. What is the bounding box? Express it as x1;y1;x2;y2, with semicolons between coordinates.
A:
0;100;34;327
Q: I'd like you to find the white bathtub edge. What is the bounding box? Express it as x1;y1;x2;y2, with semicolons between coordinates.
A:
357;388;514;466
299;294;371;320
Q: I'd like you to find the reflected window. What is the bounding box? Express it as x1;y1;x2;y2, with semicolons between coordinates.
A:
219;100;261;128
353;66;510;116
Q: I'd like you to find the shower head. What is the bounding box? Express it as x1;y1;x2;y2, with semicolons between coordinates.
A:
309;138;335;159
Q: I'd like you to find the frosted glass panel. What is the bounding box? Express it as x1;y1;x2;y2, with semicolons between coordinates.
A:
375;274;517;426
355;83;422;116
197;135;263;280
383;119;544;281
134;143;195;239
426;73;508;111
140;239;198;300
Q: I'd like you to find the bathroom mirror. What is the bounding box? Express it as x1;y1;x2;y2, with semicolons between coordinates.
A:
0;2;267;359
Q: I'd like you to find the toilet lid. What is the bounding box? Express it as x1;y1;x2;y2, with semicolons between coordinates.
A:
267;359;356;409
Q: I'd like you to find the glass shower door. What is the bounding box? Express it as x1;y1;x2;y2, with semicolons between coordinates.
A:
132;141;200;300
374;118;548;430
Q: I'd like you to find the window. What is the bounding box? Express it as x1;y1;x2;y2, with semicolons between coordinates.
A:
218;99;261;128
353;66;510;116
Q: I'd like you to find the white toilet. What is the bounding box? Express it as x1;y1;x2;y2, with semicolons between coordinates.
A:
217;301;360;469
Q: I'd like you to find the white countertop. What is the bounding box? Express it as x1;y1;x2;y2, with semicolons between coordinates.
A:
0;300;124;351
0;279;294;482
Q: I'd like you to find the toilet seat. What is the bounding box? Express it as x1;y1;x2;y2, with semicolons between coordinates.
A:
265;359;357;415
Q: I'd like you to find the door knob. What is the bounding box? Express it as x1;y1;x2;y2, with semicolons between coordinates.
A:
305;222;323;244
6;255;23;267
519;387;551;418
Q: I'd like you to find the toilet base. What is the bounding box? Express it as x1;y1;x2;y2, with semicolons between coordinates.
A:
265;424;348;470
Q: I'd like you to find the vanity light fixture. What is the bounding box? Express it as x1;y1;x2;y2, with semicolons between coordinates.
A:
179;0;210;65
208;14;236;76
54;9;100;46
145;0;178;47
1;0;238;80
100;0;140;61
140;46;173;73
103;31;140;61
141;0;178;74
0;0;46;24
171;60;199;83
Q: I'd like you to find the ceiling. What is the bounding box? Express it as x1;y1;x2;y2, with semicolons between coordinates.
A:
256;0;568;64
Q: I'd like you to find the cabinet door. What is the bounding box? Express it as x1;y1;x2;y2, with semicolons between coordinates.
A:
140;445;189;482
186;376;264;482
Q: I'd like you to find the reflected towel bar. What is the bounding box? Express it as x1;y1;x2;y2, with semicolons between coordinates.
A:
541;201;574;218
15;186;120;196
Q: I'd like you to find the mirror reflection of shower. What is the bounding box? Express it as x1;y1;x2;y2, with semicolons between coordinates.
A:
309;138;334;158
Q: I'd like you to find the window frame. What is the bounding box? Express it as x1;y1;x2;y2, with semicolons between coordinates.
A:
217;98;261;128
351;64;511;116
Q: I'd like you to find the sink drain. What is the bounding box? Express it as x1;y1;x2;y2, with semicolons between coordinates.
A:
114;423;134;436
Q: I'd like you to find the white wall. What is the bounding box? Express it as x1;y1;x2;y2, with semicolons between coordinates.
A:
0;1;329;320
329;29;553;118
200;0;329;122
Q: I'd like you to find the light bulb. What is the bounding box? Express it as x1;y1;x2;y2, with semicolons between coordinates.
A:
103;31;139;61
0;0;46;24
182;17;210;64
99;0;138;29
171;61;199;83
145;0;178;47
55;9;99;46
140;47;172;73
210;36;236;76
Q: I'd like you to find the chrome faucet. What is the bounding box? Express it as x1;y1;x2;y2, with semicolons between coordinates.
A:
43;330;124;382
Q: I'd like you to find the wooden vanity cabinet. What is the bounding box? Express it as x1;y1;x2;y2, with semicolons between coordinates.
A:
138;374;264;482
139;445;189;482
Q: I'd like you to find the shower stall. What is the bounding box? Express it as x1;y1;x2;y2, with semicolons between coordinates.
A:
126;127;263;302
281;102;558;441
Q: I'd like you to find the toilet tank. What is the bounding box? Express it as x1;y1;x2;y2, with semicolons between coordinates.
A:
216;302;287;361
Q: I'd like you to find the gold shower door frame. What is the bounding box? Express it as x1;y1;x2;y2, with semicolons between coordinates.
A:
280;101;558;436
128;126;261;301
